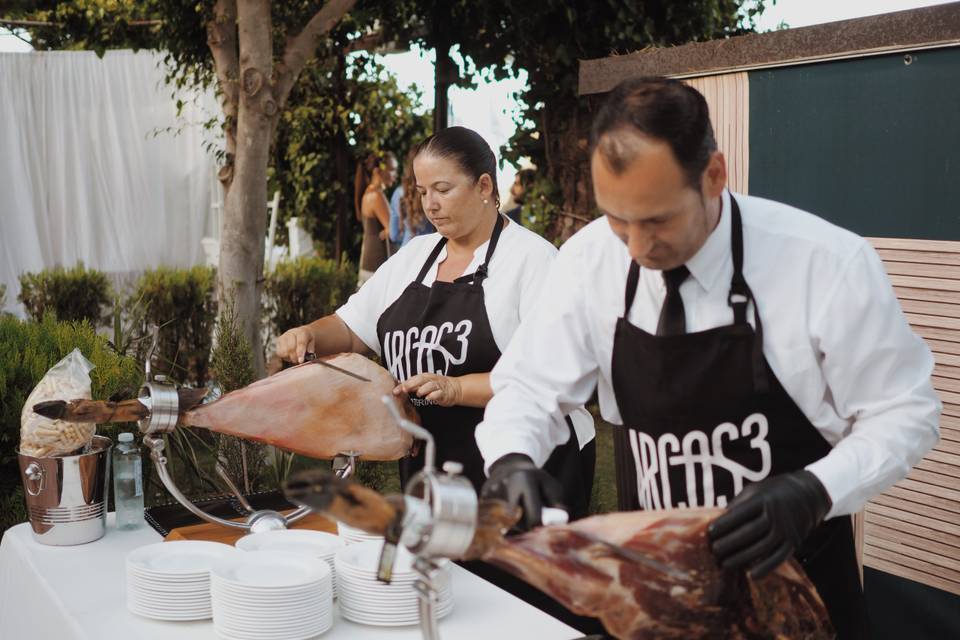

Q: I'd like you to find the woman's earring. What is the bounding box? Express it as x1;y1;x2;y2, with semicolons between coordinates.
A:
483;199;489;205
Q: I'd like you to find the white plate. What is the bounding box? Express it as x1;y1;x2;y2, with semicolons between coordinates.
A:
127;577;210;589
130;602;211;613
212;585;331;601
213;599;331;615
216;612;332;627
214;620;332;640
212;578;331;595
129;604;212;616
128;591;210;604
336;522;384;544
127;541;236;574
212;552;330;589
128;585;210;596
127;568;210;580
214;608;332;625
336;576;449;591
337;592;451;610
336;588;441;605
337;595;450;612
339;602;453;625
215;611;330;628
236;530;344;557
128;605;212;621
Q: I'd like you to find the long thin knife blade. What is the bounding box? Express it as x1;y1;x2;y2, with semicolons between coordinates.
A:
303;353;371;382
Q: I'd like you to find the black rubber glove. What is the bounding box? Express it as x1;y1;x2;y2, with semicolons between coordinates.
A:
481;453;566;532
707;470;832;579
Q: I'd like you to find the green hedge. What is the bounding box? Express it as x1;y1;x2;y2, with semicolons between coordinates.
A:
0;314;144;533
18;263;112;325
131;266;216;387
264;257;357;337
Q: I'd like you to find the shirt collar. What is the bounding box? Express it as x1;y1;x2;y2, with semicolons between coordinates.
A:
684;189;732;294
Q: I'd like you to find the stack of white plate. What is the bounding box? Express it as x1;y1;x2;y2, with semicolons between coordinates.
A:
335;540;454;626
336;521;383;545
126;540;236;621
211;550;333;640
235;529;344;598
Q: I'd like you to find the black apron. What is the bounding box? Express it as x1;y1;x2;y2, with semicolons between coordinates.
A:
375;214;592;517
610;197;867;639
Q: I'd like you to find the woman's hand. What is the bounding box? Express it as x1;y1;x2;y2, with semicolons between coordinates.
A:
276;326;316;363
394;373;463;407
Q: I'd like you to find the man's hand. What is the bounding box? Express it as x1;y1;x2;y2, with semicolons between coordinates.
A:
394;373;463;407
707;470;832;579
276;326;316;364
481;453;565;531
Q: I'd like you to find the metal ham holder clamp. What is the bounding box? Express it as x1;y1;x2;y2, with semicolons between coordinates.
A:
137;326;311;533
378;396;476;640
378;397;569;640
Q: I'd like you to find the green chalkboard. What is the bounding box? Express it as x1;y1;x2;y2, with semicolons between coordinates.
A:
748;47;960;240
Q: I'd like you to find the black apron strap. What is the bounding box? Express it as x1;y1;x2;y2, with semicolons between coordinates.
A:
416;237;449;284
454;214;506;285
727;196;769;394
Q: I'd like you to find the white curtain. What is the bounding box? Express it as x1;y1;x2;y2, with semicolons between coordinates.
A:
0;50;219;316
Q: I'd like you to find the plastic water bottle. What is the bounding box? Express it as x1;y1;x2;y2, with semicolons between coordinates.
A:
113;432;144;530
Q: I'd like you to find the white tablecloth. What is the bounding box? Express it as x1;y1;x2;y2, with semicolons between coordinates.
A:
0;515;582;640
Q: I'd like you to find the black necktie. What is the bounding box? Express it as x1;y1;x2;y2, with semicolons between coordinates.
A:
656;265;689;336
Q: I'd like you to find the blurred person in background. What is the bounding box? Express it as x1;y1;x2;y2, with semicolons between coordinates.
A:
355;152;398;286
503;167;536;226
390;148;435;248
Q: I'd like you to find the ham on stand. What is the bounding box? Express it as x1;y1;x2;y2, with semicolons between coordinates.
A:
32;353;416;461
283;470;834;640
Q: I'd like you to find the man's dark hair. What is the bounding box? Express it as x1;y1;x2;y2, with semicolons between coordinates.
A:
590;77;717;189
415;126;500;206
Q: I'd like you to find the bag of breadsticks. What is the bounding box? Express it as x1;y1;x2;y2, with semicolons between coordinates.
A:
19;348;97;457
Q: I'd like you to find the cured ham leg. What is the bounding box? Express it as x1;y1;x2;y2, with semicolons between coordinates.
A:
481;509;833;640
33;353;416;461
284;471;834;640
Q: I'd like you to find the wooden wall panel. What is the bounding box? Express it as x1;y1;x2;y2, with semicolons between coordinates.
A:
683;73;749;194
862;237;960;596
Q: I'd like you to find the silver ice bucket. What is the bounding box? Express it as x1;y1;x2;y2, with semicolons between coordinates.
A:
17;435;112;545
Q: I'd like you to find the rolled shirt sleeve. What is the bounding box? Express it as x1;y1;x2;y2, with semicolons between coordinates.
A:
805;241;941;518
477;238;603;470
336;264;390;356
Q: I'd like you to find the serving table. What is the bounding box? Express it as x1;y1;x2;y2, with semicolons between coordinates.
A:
0;515;583;640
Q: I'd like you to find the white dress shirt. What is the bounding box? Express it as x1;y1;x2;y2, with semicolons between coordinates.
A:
476;190;940;518
336;219;596;449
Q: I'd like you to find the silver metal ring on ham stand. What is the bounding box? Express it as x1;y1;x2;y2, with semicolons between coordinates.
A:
136;381;179;435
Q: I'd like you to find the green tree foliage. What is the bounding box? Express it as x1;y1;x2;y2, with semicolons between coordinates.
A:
378;0;766;239
209;298;254;395
17;263;112;326
3;0;161;54
131;266;216;386
263;257;357;339
207;297;264;494
272;52;431;258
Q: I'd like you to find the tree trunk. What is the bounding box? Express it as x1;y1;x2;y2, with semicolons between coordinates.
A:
219;0;275;377
432;3;452;132
334;130;350;262
333;53;349;263
543;95;595;242
209;0;357;376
